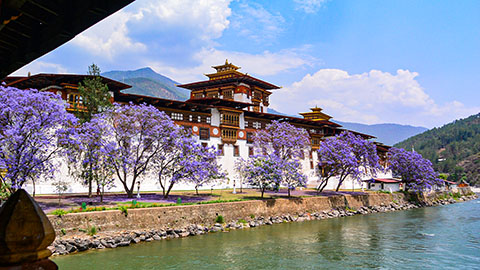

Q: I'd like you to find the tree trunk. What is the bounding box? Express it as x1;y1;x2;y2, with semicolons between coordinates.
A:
196;187;199;195
164;182;175;199
32;179;36;197
335;182;341;192
88;163;93;197
288;187;291;197
261;187;265;198
317;179;329;194
88;179;92;197
100;185;104;203
336;175;347;192
126;189;134;198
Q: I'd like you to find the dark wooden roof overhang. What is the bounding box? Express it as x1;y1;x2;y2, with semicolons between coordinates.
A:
186;97;252;109
374;142;392;152
0;0;135;79
4;73;131;92
177;75;280;91
115;93;211;114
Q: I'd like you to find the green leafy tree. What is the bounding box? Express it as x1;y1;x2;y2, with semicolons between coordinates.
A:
76;64;112;123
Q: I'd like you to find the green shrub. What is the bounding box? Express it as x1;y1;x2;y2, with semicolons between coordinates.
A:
118;205;128;217
345;206;356;212
50;209;67;217
81;202;87;210
238;219;247;224
250;214;255;219
215;215;224;223
87;226;97;236
177;197;182;204
60;228;66;235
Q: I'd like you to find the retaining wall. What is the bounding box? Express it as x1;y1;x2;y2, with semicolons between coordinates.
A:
48;193;407;237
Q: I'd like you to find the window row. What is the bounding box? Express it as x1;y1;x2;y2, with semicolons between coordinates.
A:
244;121;263;129
170;112;210;123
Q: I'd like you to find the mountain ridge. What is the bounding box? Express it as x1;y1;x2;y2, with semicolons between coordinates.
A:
267;108;427;145
102;67;190;100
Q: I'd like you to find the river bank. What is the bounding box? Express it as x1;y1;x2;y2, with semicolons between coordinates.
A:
48;189;477;256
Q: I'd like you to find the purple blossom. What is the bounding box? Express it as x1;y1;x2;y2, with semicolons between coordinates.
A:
155;135;223;198
316;131;381;192
101;103;180;198
253;120;310;160
250;120;309;195
0;86;77;192
63;116;115;200
244;155;283;198
387;147;443;193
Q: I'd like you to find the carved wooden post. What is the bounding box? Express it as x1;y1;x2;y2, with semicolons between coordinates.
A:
0;189;58;270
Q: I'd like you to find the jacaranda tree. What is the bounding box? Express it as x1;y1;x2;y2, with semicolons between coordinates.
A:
281;159;307;197
387;147;442;192
155;136;223;198
244;155;283;198
183;144;224;195
254;120;310;160
0;86;76;194
234;157;249;193
103;103;178;198
253;121;310;194
317;131;381;192
64;117;115;201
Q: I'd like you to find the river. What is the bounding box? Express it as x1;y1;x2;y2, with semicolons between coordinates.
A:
53;198;480;269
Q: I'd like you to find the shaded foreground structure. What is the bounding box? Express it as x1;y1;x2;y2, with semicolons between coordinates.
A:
0;0;134;79
0;190;57;269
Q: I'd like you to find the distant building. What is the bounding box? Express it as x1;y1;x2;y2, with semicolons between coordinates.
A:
4;61;392;194
364;178;402;192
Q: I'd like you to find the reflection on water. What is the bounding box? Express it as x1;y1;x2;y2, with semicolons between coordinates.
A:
54;199;480;270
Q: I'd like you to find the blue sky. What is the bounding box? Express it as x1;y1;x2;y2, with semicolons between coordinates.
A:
13;0;480;128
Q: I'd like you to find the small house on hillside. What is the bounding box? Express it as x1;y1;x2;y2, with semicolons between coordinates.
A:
364;178;403;192
442;179;458;190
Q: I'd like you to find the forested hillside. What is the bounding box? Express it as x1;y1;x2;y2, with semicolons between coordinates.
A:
395;113;480;186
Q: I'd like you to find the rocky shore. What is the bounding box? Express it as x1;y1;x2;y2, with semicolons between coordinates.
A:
49;193;478;256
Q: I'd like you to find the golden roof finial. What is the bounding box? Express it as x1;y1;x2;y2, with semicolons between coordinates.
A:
225;59;228;65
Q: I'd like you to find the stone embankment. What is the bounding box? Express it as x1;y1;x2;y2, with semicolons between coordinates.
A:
48;192;478;256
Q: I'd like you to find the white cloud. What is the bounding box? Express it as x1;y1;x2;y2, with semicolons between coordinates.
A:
231;2;285;43
141;0;232;41
145;47;315;83
70;0;232;60
294;0;327;14
271;68;480;128
71;10;147;60
12;61;68;76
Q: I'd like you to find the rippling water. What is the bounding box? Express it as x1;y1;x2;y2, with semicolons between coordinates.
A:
54;198;480;269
